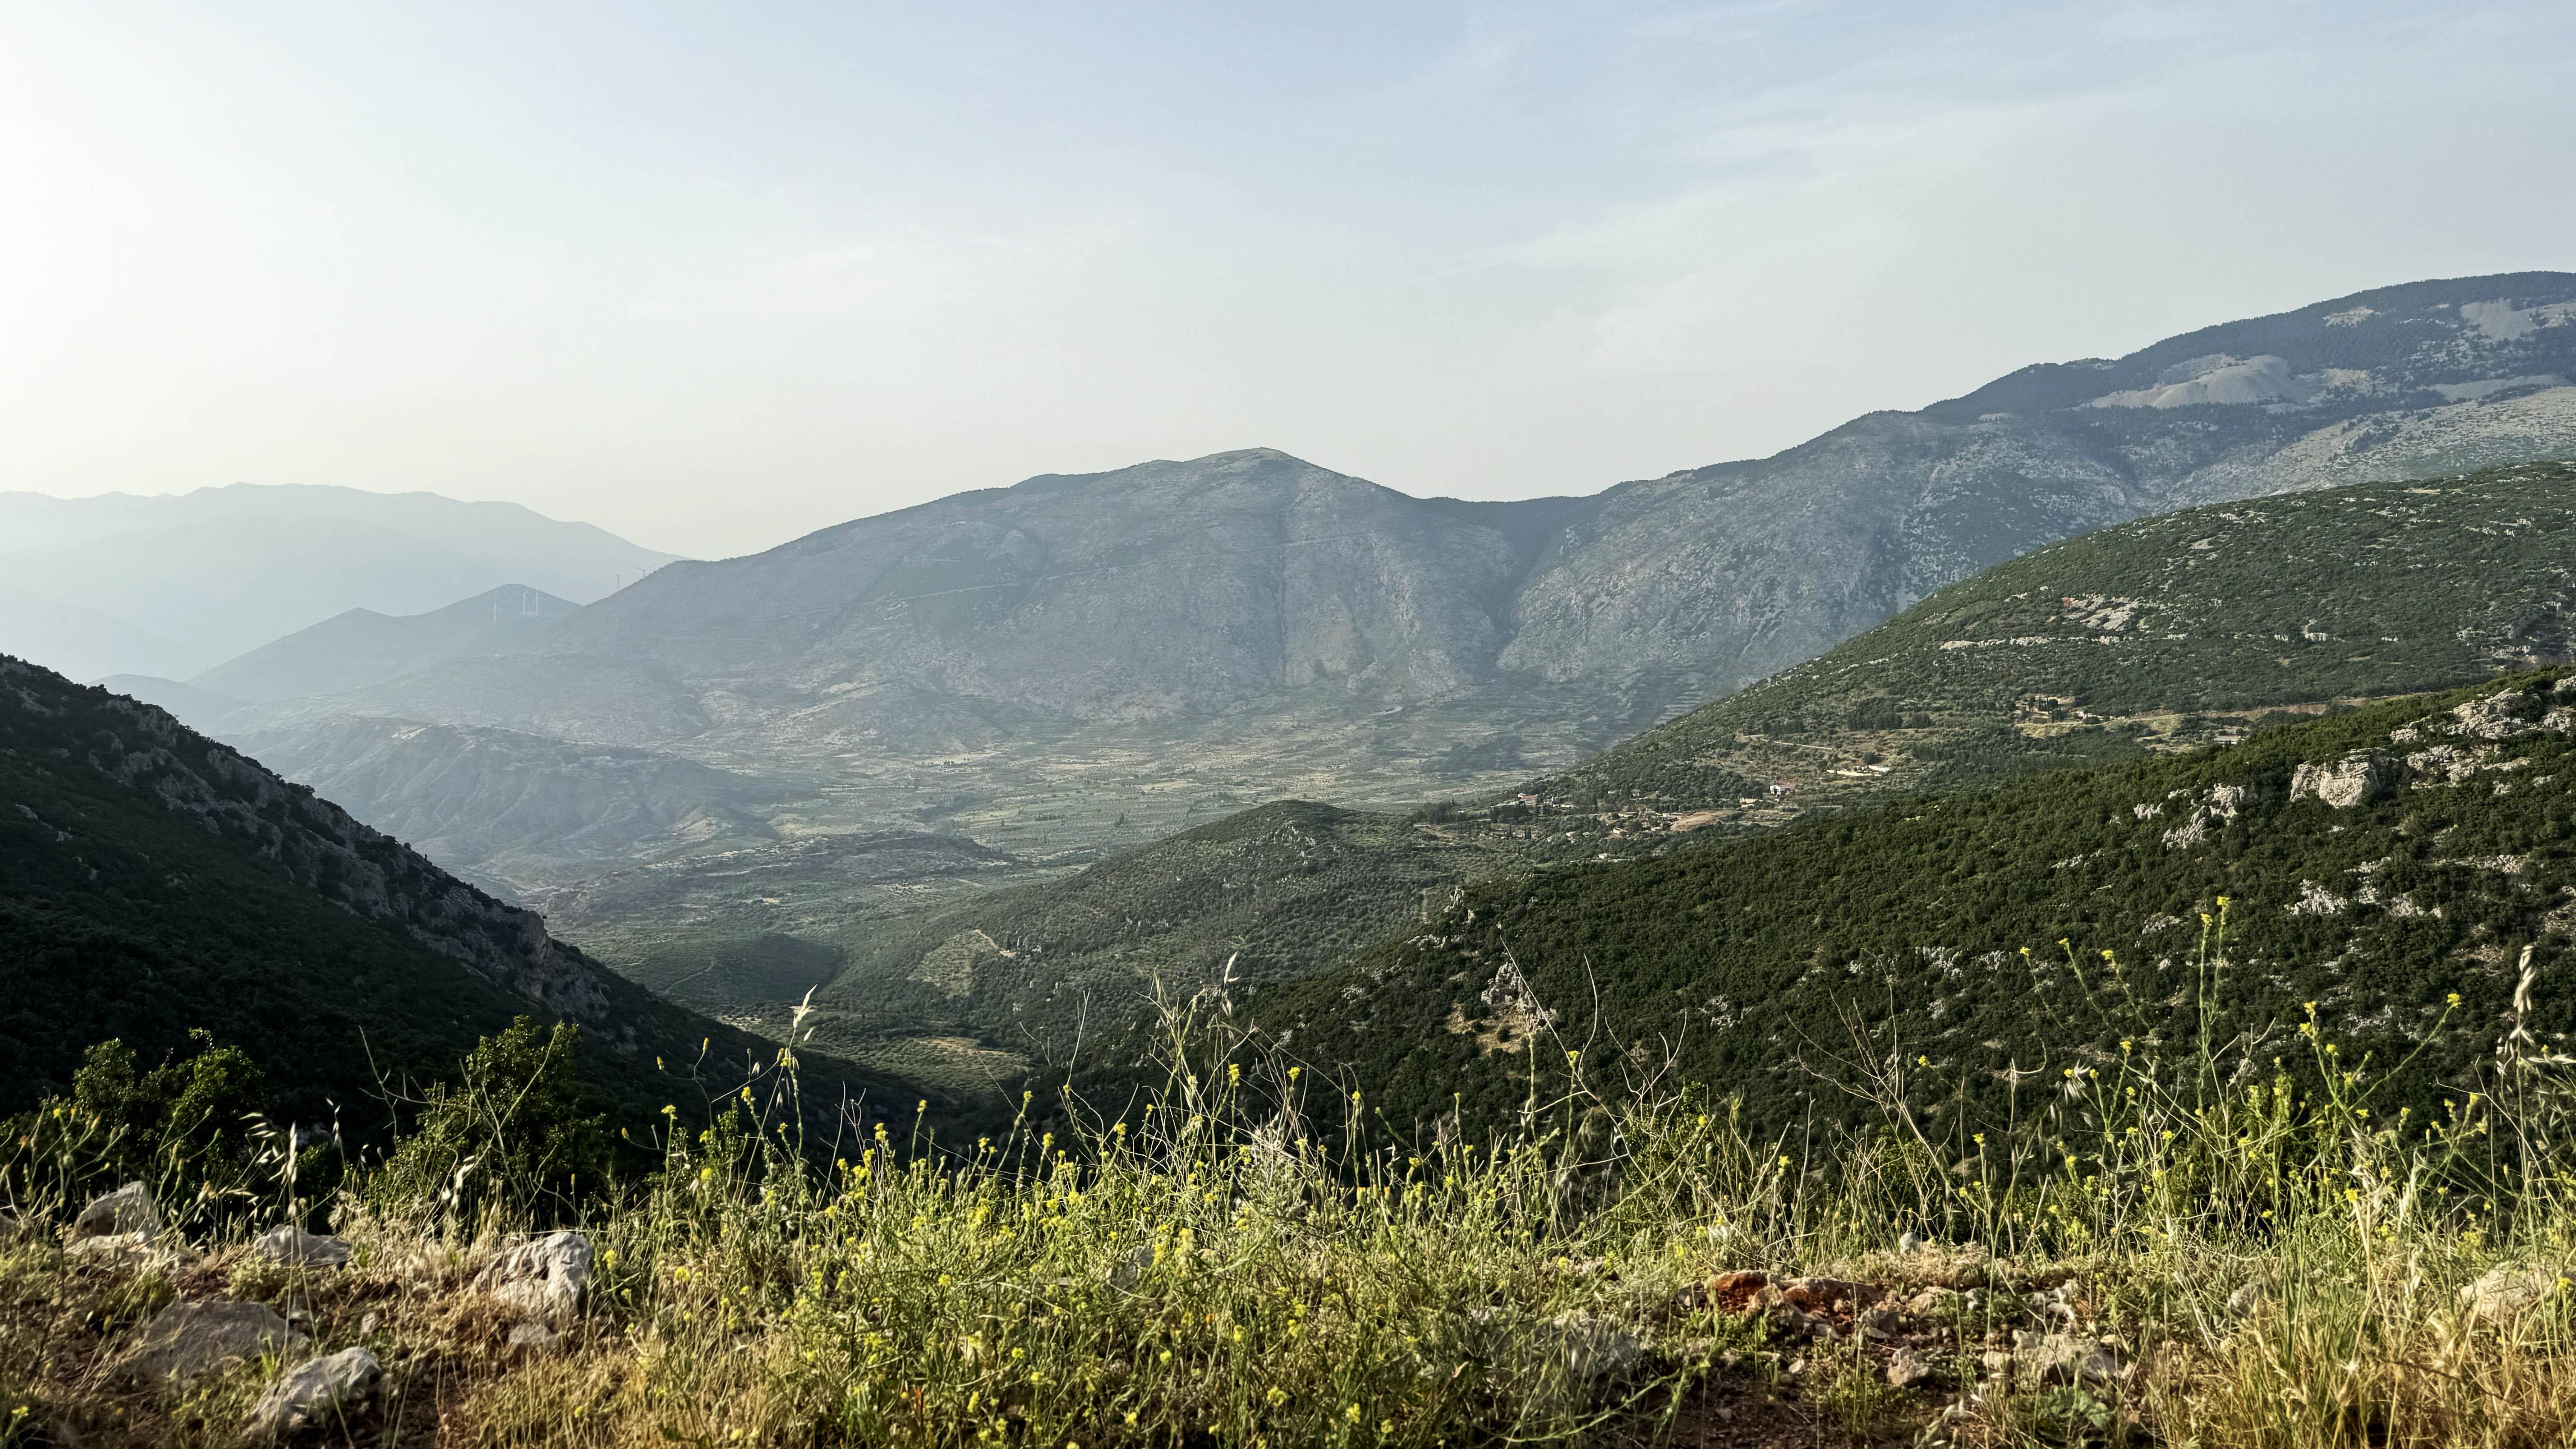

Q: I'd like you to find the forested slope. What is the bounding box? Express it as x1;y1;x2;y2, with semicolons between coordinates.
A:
797;801;1514;1085
1254;672;2576;1141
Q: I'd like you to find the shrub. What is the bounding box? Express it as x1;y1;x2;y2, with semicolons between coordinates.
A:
1;1032;308;1235
364;1016;614;1227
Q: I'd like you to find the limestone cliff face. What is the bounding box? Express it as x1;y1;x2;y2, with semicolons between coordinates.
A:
1497;410;2144;708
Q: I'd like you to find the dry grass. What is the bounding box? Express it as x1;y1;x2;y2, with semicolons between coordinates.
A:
11;929;2576;1447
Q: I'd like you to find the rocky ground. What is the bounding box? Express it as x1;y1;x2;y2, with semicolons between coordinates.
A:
10;1181;2301;1448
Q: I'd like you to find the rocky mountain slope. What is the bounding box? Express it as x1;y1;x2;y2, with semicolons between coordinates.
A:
240;275;2576;897
0;653;922;1128
1549;459;2576;821
798;460;2576;1091
0;484;676;679
1247;672;2576;1139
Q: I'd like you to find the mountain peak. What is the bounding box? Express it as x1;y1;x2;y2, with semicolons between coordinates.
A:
1003;446;1327;496
190;581;585;704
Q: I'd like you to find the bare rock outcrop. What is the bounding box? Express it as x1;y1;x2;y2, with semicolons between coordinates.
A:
2290;750;2392;808
252;1225;354;1269
478;1230;594;1326
2162;784;2248;849
247;1347;380;1440
120;1301;303;1384
2015;1330;2123;1388
2460;1262;2563;1327
71;1182;161;1241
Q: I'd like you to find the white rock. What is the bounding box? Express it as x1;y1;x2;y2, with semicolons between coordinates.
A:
2460;1263;2561;1327
2452;690;2541;741
478;1230;593;1326
72;1181;161;1240
247;1347;380;1440
66;1230;191;1274
252;1226;354;1268
2290;751;2392;809
1886;1346;1936;1389
2016;1330;2122;1388
2225;1281;2268;1322
120;1300;304;1384
2162;784;2247;849
2287;879;2348;916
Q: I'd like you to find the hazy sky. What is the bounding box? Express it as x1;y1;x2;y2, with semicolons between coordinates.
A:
5;2;2572;558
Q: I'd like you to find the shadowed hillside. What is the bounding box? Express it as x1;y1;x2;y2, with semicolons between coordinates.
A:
0;653;927;1133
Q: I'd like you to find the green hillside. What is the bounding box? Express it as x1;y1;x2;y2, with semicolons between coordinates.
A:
782;801;1522;1090
1546;460;2576;822
0;655;929;1134
1251;671;2576;1140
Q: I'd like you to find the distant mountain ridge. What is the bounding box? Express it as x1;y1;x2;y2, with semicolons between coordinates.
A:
89;674;251;734
0;584;204;685
1924;277;2574;422
0;483;677;679
271;273;2576;759
194;583;584;704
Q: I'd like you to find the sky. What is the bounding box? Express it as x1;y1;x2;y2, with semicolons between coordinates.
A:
3;2;2572;560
